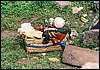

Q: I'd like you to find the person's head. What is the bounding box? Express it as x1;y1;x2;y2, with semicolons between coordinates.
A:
54;17;65;28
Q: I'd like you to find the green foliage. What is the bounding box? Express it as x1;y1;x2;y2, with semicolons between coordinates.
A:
1;1;59;17
1;1;60;30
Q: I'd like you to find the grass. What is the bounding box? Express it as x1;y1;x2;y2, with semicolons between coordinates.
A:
1;37;69;69
1;1;99;69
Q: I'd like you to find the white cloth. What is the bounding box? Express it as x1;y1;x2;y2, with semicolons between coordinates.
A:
44;28;57;31
18;23;35;34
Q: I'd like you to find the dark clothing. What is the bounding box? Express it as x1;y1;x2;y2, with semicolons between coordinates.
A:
90;22;99;30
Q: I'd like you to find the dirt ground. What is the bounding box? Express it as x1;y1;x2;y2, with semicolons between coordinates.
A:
1;30;19;39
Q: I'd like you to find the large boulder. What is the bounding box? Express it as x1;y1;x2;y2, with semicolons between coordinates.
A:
62;45;99;66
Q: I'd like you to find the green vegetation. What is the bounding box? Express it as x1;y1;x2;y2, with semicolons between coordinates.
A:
1;1;99;69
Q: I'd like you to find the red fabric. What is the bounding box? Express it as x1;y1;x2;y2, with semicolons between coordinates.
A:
50;32;66;44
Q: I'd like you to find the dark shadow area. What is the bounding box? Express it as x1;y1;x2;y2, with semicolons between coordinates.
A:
17;35;27;52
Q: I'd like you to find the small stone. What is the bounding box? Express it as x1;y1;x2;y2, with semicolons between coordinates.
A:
70;29;78;40
48;58;60;62
89;10;93;14
94;1;99;4
72;7;83;14
72;7;79;14
83;14;87;17
78;7;83;11
69;40;74;45
42;53;46;56
74;22;78;25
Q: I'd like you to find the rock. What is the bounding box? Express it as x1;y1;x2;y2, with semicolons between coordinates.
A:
62;45;99;66
42;53;46;56
83;14;87;17
56;1;71;10
89;10;94;14
83;29;99;47
74;22;78;25
72;7;79;14
48;58;60;62
70;29;78;40
80;62;99;69
78;7;83;11
94;1;99;4
94;1;99;9
72;7;83;14
69;40;74;45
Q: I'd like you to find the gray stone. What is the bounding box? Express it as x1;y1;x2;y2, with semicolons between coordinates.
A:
83;29;99;47
56;1;71;10
62;45;99;66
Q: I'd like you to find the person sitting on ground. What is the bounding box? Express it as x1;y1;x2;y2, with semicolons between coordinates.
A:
41;17;71;44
